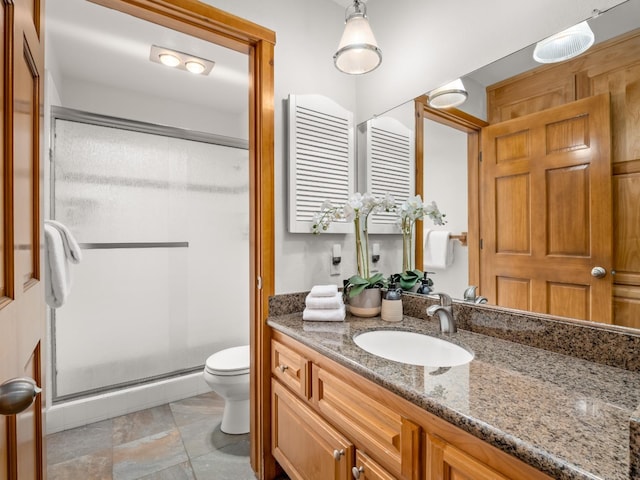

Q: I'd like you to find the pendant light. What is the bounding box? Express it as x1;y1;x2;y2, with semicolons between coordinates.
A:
427;79;468;109
533;21;595;64
334;0;382;75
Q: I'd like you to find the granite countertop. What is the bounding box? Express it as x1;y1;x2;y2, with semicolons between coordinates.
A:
267;312;640;480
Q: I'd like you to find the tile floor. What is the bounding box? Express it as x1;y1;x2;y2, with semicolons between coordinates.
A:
46;392;257;480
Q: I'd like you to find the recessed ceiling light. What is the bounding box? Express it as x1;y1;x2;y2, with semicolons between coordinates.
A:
149;45;215;76
185;60;206;75
159;53;180;68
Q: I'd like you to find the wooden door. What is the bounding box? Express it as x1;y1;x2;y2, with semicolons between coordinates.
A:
480;93;612;323
0;0;46;478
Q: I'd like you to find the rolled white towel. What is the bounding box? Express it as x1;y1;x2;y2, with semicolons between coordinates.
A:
302;305;346;322
305;292;344;310
309;284;339;297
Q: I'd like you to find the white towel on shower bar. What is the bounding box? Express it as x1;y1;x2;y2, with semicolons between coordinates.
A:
424;229;454;269
44;220;82;308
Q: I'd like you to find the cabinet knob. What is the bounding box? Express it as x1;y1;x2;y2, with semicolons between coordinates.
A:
591;266;606;278
278;364;288;373
352;466;364;479
333;449;345;460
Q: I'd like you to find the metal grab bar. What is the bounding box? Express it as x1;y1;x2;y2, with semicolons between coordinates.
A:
79;242;189;250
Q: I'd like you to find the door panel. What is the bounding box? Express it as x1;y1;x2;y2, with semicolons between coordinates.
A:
480;94;612;323
0;0;46;478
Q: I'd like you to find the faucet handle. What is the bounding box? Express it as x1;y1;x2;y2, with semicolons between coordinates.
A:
463;286;478;301
432;292;452;306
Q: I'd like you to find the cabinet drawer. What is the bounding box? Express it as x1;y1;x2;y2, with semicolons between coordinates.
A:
426;434;511;480
312;365;420;479
272;379;354;480
272;339;309;398
353;450;396;480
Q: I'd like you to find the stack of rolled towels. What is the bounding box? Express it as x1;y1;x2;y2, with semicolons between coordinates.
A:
302;284;346;321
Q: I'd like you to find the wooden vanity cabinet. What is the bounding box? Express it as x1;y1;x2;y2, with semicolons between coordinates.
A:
270;331;552;480
272;379;353;480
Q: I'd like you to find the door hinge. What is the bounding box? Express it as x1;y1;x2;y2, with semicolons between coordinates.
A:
257;276;262;290
480;238;483;249
479;151;483;162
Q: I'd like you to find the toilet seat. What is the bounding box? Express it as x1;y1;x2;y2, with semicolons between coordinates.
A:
205;345;250;376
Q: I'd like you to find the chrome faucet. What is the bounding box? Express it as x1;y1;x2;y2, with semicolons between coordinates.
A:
463;285;488;304
426;293;456;333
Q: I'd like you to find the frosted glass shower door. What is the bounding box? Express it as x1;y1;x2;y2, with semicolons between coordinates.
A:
52;116;249;399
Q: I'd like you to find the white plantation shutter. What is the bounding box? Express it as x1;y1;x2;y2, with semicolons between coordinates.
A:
365;116;415;234
288;94;355;233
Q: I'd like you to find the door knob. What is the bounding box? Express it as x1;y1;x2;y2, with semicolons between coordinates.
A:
591;266;606;278
0;377;42;416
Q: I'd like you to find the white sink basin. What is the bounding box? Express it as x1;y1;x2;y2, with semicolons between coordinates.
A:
353;330;474;367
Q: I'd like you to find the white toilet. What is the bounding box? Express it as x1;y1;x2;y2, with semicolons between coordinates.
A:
203;345;250;434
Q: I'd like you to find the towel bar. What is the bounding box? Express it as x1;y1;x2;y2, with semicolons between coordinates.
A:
79;242;189;249
450;232;467;246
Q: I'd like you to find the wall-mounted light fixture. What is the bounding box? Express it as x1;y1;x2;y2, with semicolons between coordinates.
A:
334;0;382;75
150;45;215;76
533;20;595;64
427;78;468;109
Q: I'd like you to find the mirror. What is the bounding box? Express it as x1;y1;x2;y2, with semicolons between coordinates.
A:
364;0;640;330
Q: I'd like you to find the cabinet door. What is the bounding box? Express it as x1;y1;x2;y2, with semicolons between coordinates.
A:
352;450;396;480
312;364;420;479
426;434;511;480
272;379;354;480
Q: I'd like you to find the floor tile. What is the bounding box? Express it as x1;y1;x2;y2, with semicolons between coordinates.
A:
138;461;196;480
169;392;224;428
190;448;256;480
113;404;177;446
47;449;112;480
47;419;113;465
113;428;188;480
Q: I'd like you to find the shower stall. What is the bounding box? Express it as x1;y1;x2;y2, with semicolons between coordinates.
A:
48;107;249;421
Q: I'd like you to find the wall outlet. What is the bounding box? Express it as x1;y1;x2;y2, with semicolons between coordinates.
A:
330;253;341;276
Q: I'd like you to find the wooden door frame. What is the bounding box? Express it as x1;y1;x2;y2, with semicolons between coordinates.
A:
414;97;487;286
86;1;275;477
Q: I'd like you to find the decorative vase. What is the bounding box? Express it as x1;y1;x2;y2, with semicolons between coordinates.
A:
347;287;382;317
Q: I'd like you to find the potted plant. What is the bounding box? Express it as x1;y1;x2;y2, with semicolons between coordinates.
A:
396;195;446;290
312;192;395;316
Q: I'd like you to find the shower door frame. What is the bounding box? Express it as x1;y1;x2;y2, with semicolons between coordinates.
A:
86;1;276;478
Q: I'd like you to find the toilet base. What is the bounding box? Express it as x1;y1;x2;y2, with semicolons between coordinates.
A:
221;398;249;434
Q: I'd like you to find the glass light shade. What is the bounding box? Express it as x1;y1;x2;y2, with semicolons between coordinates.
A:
334;14;382;75
159;53;180;67
185;61;205;74
427;79;468;109
533;21;595;63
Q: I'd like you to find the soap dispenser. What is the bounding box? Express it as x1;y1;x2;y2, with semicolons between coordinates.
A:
381;275;403;322
416;272;435;295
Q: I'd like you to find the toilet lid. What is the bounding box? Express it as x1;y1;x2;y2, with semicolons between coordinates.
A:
205;345;250;375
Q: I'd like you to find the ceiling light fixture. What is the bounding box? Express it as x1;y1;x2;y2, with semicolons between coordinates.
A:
185;60;206;75
334;0;382;75
427;79;468;109
159;53;180;68
533;21;595;64
150;45;215;76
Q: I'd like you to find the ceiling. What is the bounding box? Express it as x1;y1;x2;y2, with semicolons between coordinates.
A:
46;0;250;115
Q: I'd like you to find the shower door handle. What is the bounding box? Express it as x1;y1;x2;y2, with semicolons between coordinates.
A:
0;377;42;416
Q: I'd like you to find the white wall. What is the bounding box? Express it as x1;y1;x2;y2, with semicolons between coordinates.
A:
357;0;627;122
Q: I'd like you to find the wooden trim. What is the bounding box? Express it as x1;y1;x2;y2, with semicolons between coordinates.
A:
84;2;276;478
613;158;640;175
414;100;424;270
88;0;275;52
4;0;14;301
413;97;486;287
